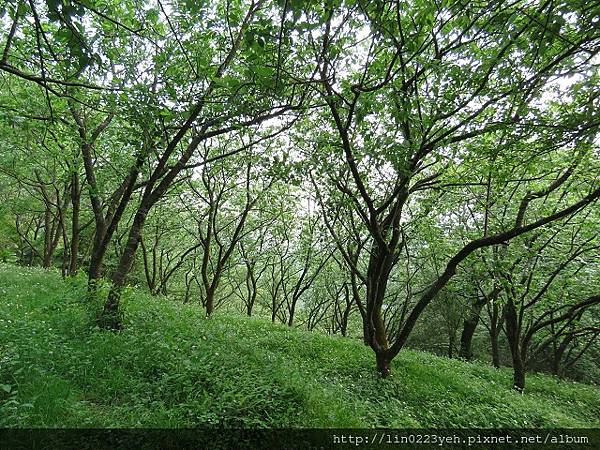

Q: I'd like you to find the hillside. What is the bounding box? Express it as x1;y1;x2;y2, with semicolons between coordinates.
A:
1;264;599;429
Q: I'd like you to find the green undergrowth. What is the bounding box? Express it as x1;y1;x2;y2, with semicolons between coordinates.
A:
1;264;599;428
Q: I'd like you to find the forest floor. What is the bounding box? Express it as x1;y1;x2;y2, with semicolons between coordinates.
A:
1;264;599;428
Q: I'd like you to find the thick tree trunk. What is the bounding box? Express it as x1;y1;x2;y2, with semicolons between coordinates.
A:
460;288;500;360
512;355;526;392
362;320;370;345
550;353;562;377
203;266;224;317
100;287;123;330
551;336;571;377
459;316;478;360
99;206;148;329
88;232;106;286
205;287;216;317
373;308;389;349
376;352;391;377
459;298;487;360
82;143;146;292
364;244;393;361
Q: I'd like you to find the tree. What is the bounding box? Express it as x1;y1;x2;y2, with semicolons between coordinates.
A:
499;221;599;391
181;143;275;317
1;0;599;385
306;0;600;375
1;0;307;329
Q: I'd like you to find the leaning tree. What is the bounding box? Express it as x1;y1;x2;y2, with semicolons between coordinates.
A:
302;0;600;375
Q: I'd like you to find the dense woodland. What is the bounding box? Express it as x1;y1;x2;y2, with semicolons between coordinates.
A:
0;0;599;397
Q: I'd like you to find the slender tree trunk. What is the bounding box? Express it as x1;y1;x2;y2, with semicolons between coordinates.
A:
203;261;226;317
184;272;194;304
68;171;81;274
287;298;298;327
491;332;501;368
140;237;156;294
551;351;562;377
246;265;257;316
505;298;525;391
340;305;350;337
489;301;502;368
247;280;257;317
42;203;53;268
270;275;281;323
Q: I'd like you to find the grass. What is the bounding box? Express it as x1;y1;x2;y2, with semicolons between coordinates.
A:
1;263;599;428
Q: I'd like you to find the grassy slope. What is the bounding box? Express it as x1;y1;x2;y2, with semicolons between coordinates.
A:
0;264;599;428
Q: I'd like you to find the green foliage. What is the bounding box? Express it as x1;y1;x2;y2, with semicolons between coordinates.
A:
1;265;598;428
0;0;598;412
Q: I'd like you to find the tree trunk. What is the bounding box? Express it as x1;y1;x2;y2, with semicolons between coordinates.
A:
287;298;298;327
69;171;80;275
184;272;194;304
243;260;258;316
42;203;53;268
364;244;393;357
99;206;148;329
100;286;123;330
376;352;391;377
512;354;526;392
88;232;106;286
459;315;478;360
489;301;502;368
491;331;501;368
551;335;571;377
362;319;370;346
205;286;215;317
246;278;257;317
340;304;350;337
459;299;486;360
505;298;525;391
